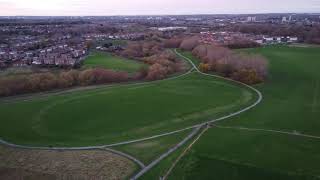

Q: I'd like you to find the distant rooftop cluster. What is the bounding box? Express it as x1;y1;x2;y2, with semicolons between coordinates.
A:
1;14;320;69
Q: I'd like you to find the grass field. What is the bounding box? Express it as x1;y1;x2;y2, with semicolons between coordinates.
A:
176;50;201;67
0;70;256;146
165;46;320;179
223;46;320;135
2;46;317;179
113;130;191;164
83;52;146;72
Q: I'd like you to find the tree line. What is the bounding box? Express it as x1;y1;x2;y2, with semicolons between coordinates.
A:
0;69;130;97
116;41;188;81
179;37;268;84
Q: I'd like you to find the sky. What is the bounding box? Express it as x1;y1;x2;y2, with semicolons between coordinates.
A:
0;0;319;16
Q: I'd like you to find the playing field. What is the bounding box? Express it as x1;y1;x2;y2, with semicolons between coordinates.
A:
83;52;146;72
165;46;320;179
0;71;256;146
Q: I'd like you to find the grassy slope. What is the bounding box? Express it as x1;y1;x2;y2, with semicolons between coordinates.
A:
168;46;320;179
83;52;145;73
0;72;255;146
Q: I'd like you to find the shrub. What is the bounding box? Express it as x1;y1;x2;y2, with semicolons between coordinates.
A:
192;44;208;60
37;73;58;91
121;41;163;59
0;76;27;96
191;44;268;84
64;70;79;87
180;37;200;51
226;39;261;49
121;43;143;58
231;69;263;84
133;67;149;80
78;68;129;85
163;38;183;48
199;63;210;73
0;68;131;97
26;72;58;92
146;63;168;80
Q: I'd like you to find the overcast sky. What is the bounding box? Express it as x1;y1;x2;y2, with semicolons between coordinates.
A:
0;0;319;16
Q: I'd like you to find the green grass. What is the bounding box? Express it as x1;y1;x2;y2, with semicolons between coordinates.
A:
140;129;199;180
166;46;320;179
177;49;201;67
113;130;191;164
83;52;146;73
169;128;320;180
0;71;255;147
222;46;320;135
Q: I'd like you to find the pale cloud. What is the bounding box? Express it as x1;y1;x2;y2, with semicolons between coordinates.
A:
0;0;319;16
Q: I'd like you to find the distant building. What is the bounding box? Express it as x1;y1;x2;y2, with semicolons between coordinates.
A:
247;16;256;22
258;36;298;44
282;17;287;23
157;27;187;32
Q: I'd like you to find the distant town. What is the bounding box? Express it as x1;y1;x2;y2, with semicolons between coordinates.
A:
0;13;319;69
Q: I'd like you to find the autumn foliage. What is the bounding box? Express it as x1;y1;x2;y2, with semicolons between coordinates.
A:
120;41;163;58
199;63;210;73
192;44;268;84
0;68;130;97
144;50;186;80
163;38;183;48
179;36;200;51
118;39;187;81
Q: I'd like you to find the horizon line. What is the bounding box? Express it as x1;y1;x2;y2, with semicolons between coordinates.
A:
1;12;320;17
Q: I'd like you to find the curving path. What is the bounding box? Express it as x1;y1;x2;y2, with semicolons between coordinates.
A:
135;50;320;180
162;126;210;180
0;50;262;149
129;50;264;179
174;49;263;125
131;126;202;180
0;49;265;179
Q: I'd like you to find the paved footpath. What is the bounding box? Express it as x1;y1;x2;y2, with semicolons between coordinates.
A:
133;50;320;179
131;126;202;180
162;125;210;180
129;50;265;179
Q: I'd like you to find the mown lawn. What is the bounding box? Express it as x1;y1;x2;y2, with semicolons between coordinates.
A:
83;52;146;73
0;71;255;147
167;46;320;179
